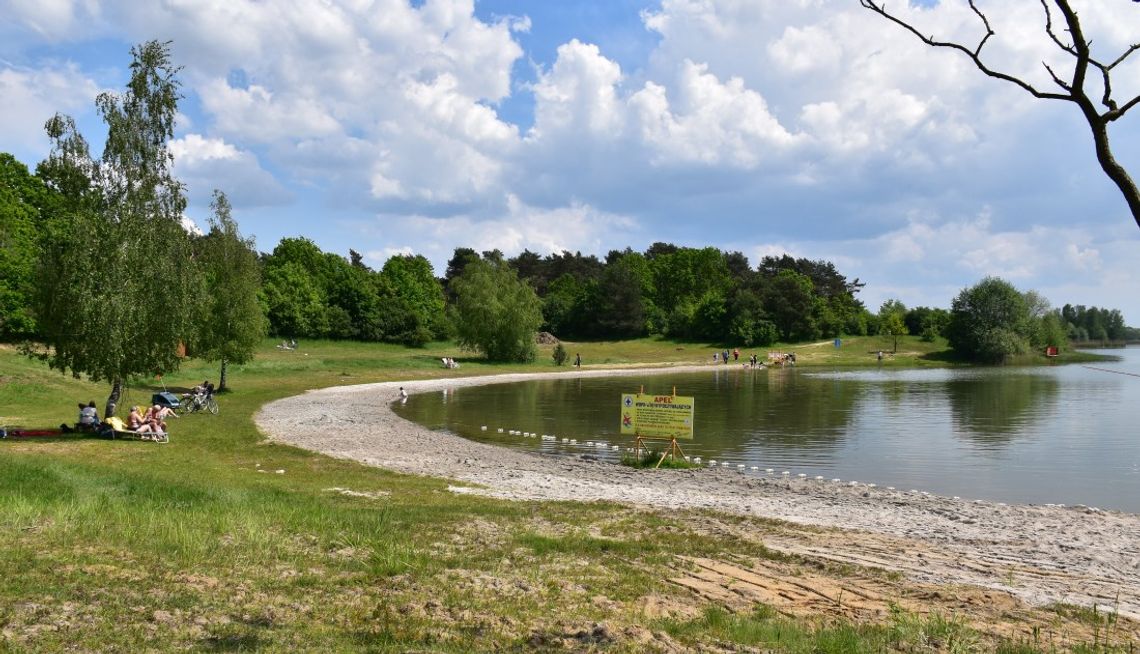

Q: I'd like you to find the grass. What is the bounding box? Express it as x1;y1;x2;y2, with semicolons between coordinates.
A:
0;336;1129;651
619;446;699;469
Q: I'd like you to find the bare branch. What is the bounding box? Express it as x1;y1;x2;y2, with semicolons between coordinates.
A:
1107;93;1140;122
1040;0;1078;56
967;1;994;56
1106;43;1140;70
1041;62;1072;93
861;0;1140;230
859;0;1070;102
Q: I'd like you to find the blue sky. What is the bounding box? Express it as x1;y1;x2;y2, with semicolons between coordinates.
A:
2;0;1138;322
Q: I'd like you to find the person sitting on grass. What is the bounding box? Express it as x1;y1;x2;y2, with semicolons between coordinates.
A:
77;401;100;432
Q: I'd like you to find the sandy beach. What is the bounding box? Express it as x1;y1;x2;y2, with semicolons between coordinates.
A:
256;366;1140;621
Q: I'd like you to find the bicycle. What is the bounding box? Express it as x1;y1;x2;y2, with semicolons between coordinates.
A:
179;392;219;415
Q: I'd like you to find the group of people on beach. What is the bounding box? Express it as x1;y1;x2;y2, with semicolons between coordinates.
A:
712;348;776;368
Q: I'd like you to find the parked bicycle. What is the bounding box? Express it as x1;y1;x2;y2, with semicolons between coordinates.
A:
179;381;219;415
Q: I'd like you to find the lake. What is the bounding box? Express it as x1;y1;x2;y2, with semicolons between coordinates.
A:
394;347;1140;512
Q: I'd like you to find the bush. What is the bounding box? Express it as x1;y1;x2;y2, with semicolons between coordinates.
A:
552;342;567;366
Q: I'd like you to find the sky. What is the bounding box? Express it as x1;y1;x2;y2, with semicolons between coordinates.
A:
2;0;1139;323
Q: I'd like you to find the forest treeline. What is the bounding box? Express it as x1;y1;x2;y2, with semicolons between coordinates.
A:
3;141;1136;352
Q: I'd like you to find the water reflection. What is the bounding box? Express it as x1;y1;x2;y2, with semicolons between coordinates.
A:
947;372;1059;445
395;349;1140;511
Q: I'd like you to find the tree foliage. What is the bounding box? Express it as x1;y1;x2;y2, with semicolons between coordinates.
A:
31;41;199;415
193;190;266;390
450;258;543;362
946;277;1031;363
0;154;47;339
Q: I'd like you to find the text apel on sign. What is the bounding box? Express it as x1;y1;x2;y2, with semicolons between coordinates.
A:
619;392;695;440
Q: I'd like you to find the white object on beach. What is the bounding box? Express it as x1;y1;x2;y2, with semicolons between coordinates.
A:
832;478;841;483
480;425;487;430
562;438;569;443
781;471;790;477
815;476;824;481
750;466;758;471
693;457;701;464
737;464;745;469
798;473;807;479
709;459;717;465
766;468;774;475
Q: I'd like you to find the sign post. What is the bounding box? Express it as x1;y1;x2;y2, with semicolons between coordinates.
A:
620;389;695;467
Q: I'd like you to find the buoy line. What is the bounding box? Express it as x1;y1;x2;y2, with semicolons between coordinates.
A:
1081;365;1140;379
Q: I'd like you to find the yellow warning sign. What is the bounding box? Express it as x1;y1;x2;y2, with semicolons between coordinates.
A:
620;393;695;440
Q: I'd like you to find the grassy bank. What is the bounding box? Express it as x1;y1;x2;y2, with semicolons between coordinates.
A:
0;337;1130;652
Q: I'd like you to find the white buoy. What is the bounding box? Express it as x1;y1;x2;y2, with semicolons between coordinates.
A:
737;464;745;469
781;470;790;477
750;466;758;471
480;425;487;431
497;428;504;433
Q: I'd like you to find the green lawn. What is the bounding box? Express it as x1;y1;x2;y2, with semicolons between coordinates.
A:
0;337;1126;652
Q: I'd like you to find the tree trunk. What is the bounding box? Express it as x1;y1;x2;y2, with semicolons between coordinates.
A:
219;358;228;392
1086;114;1140;231
105;378;122;418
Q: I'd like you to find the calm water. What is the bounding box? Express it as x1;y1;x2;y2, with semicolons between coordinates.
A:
394;347;1140;512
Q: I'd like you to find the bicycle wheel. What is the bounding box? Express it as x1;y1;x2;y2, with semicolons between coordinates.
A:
207;396;219;414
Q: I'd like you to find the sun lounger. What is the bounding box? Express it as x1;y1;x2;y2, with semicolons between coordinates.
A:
102;416;168;443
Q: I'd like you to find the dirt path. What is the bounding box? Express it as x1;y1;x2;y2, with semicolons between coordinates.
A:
256;366;1140;627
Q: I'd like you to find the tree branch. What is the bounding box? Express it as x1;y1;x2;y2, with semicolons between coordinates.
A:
859;0;1071;102
861;0;1140;231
